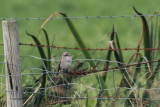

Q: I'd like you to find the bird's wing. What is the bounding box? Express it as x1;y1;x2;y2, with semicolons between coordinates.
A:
57;57;62;72
58;62;61;72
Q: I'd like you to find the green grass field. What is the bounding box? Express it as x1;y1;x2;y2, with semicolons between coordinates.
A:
0;0;159;52
0;0;160;106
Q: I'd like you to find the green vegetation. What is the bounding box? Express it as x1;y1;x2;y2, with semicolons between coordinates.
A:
1;0;160;106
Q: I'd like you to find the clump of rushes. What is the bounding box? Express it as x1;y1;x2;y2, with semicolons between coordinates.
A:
125;7;160;106
24;7;160;106
25;11;98;106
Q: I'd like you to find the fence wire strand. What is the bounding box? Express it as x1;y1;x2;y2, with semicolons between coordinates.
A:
1;43;160;51
0;58;159;77
0;14;160;21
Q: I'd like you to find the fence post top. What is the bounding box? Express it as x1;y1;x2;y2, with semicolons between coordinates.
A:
2;20;17;23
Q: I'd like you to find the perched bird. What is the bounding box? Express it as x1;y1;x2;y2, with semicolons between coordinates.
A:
58;52;72;72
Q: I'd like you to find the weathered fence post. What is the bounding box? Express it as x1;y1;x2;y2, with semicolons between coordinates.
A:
2;20;23;107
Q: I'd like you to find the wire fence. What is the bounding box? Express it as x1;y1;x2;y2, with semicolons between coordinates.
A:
1;43;160;51
0;14;160;21
0;57;159;76
1;13;160;106
0;49;160;106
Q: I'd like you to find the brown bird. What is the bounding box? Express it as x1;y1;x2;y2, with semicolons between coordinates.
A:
58;52;72;72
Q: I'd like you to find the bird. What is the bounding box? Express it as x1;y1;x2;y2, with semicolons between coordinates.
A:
58;52;72;73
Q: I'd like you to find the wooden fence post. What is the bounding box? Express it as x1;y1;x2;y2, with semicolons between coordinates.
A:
2;20;23;107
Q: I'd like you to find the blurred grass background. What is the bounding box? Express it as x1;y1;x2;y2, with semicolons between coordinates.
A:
1;0;160;47
0;0;160;69
0;0;160;106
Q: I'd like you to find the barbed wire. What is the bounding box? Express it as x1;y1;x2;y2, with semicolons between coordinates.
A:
1;43;160;51
0;66;150;77
15;43;160;51
0;14;160;21
0;58;159;77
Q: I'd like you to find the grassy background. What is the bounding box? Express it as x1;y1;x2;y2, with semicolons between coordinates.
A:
1;0;160;47
0;0;160;106
0;0;159;72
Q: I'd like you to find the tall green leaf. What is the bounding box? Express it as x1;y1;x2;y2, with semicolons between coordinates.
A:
115;33;124;63
60;13;95;67
133;7;151;61
26;31;47;67
103;27;114;80
26;31;47;106
110;41;133;106
41;28;51;71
